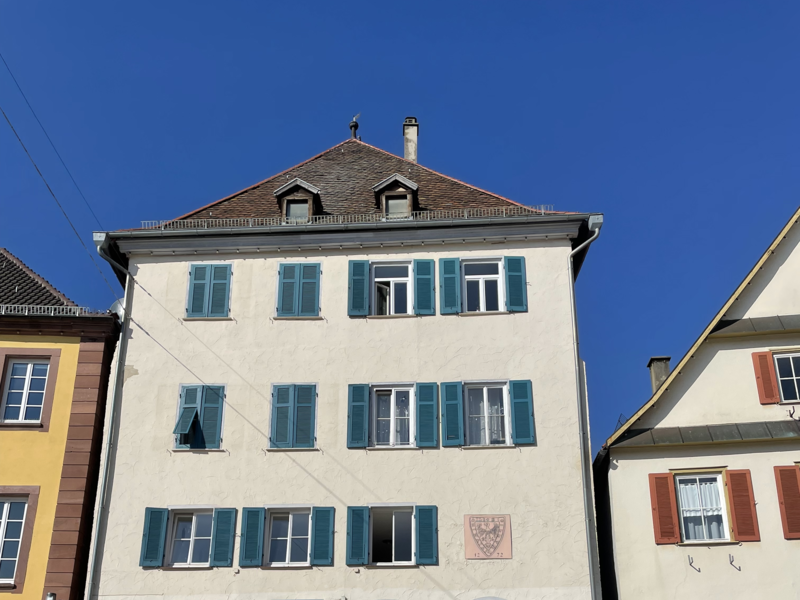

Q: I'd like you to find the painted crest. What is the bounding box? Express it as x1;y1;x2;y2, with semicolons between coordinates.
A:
469;516;506;557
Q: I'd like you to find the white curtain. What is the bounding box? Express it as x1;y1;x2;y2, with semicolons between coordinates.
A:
678;477;724;540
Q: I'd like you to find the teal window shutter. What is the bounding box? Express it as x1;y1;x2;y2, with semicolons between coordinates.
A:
346;506;369;565
172;406;198;435
504;256;527;312
278;264;299;316
293;385;316;448
239;507;265;567
415;506;438;565
510;380;536;444
271;385;294;448
200;386;224;449
139;507;168;567
208;264;232;317
347;384;369;448
210;508;236;567
176;386;202;449
298;264;321;316
187;265;210;317
439;258;461;314
348;260;369;316
413;259;435;315
415;383;438;447
440;382;464;446
310;507;335;566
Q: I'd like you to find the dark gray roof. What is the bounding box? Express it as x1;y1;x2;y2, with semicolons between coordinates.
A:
614;420;800;448
0;248;76;307
711;314;800;337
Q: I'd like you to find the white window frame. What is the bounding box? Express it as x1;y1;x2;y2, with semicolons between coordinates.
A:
370;385;415;448
266;508;312;567
463;381;512;447
461;259;505;313
370;261;413;316
368;505;415;566
0;498;27;584
775;352;800;403
167;510;214;567
0;359;49;424
675;473;730;544
382;192;413;220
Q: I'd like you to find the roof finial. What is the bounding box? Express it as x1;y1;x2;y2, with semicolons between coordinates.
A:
350;113;360;139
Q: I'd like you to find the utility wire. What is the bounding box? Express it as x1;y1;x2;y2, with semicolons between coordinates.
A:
0;50;104;230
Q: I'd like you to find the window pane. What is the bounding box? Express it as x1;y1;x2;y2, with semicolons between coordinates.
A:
3;523;21;540
26;393;44;406
777;357;794;378
292;513;309;538
271;515;289;539
3;407;20;421
191;538;211;563
704;513;725;540
1;541;19;559
7;504;24;522
394;512;413;562
793;356;800;375
467;389;485;446
175;518;192;539
286;200;309;219
24;407;41;422
374;265;409;278
781;379;798;401
5;393;22;406
376;420;391;445
31;364;48;377
395;392;410;417
487;388;505;444
394;282;407;314
290;537;308;562
396;418;410;445
464;263;499;276
171;539;190;564
386;197;408;215
10;364;27;377
466;280;480;312
8;379;24;391
484;280;499;311
375;282;390;316
377;394;391;418
28;378;46;392
269;538;288;563
194;514;212;538
0;560;16;580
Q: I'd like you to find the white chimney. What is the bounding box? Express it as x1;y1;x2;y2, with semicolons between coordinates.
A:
403;117;418;163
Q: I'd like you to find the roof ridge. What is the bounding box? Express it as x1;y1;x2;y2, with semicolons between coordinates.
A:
0;247;77;307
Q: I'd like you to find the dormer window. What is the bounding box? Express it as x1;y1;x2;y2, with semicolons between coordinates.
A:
273;178;320;224
286;199;309;221
372;173;418;220
385;194;411;218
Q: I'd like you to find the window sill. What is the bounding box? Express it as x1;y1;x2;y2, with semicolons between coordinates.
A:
0;583;16;589
366;446;421;451
677;540;738;547
457;311;510;317
171;448;228;453
272;316;324;321
365;314;418;319
0;422;43;429
182;317;234;322
460;444;517;450
265;447;320;452
263;563;312;569
162;565;214;570
365;563;418;568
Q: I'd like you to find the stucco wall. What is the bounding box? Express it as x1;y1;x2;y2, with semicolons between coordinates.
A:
93;239;593;600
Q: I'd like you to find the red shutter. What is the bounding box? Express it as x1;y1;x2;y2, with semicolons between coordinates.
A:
752;351;780;404
649;473;680;544
775;466;800;539
726;470;760;542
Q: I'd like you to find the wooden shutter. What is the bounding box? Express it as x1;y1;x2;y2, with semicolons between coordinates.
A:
172;406;197;435
293;385;316;448
726;470;760;542
752;352;780;404
415;383;438;447
504;256;528;312
239;507;265;567
298;263;321;317
348;261;369;316
509;380;536;445
775;465;800;539
648;473;680;544
187;264;210;317
347;384;369;448
278;264;299;316
176;386;202;449
209;508;236;567
346;506;369;565
439;258;461;314
271;385;294;448
139;507;168;567
310;507;335;566
440;382;464;446
415;506;438;565
413;259;435;315
208;264;231;317
200;386;224;449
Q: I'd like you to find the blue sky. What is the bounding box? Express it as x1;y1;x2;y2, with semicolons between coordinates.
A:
2;1;798;452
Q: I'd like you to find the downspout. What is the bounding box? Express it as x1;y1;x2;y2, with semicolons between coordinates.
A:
568;215;603;600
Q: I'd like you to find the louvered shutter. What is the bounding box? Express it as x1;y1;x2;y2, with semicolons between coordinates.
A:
504;256;527;312
298;264;321;317
348;261;369;316
139;507;169;567
347;384;369;448
210;508;236;567
414;259;435;315
278;264;299;316
439;258;461;314
440;382;464;446
176;386;202;449
200;386;224;449
310;507;335;566
415;506;438;565
509;380;536;445
415;383;438;447
648;473;680;544
775;466;800;539
294;385;316;448
271;385;294;448
726;470;760;542
239;507;265;567
346;507;369;565
172;406;197;435
187;265;210;317
208;264;232;317
752;352;780;404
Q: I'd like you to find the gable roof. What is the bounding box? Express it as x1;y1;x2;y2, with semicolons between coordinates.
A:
606;205;800;448
0;247;76;307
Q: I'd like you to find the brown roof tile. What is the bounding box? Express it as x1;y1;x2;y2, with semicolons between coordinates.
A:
0;248;76;306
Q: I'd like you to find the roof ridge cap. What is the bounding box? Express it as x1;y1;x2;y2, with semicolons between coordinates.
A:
0;247;77;306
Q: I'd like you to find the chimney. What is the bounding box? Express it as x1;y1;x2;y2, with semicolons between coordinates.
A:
647;356;671;394
403;117;418;162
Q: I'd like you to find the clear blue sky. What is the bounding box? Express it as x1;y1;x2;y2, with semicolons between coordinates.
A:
2;2;798;453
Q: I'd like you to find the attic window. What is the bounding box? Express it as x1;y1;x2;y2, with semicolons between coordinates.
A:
385;194;410;218
286;199;309;221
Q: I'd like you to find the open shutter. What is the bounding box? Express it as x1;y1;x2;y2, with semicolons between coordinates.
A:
173;406;198;435
271;385;294;448
187;264;210;317
347;384;369;448
504;256;527;312
414;259;435;315
440;382;464;446
294;385;316;448
298;263;321;317
200;386;224;449
648;473;680;544
439;258;461;314
176;386;202;449
415;506;438;565
239;507;265;567
348;261;369;316
752;352;780;404
209;508;236;567
726;470;760;542
775;465;800;539
509;380;536;445
139;508;168;567
346;507;369;565
310;507;335;566
416;383;438;447
208;264;232;317
278;264;299;316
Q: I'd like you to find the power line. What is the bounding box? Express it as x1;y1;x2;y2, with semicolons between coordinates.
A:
0;50;104;230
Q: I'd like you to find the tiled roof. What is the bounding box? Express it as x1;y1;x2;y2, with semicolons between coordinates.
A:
178;139;535;221
0;248;76;306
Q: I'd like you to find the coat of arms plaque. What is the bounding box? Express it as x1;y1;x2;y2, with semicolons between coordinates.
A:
464;514;512;559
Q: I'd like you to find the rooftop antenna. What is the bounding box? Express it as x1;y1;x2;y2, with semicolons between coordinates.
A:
350;113;360;139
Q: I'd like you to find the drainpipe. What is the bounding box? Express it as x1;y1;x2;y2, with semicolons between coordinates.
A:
568;215;603;600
